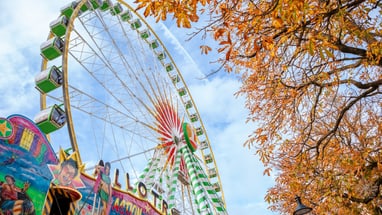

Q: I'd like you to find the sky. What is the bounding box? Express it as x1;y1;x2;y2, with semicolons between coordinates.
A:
0;0;277;214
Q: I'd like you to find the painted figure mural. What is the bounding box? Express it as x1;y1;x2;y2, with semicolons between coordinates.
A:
94;161;112;215
0;175;35;215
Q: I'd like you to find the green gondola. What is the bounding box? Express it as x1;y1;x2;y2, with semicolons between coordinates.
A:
196;127;203;136
89;0;103;10
178;87;187;96
79;1;91;13
171;74;180;83
50;15;69;37
164;63;174;72
40;37;64;61
34;104;66;134
200;140;208;150
131;19;142;29
60;1;78;18
120;9;132;21
204;154;213;164
100;0;113;11
208;168;217;178
139;29;150;39
110;3;123;15
148;39;159;49
190;113;198;122
35;66;63;94
184;100;193;109
213;182;221;192
156;51;166;60
78;0;103;12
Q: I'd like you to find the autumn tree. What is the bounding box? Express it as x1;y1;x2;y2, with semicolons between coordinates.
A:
135;0;382;214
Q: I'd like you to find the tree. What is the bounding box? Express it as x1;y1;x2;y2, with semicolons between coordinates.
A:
134;0;382;214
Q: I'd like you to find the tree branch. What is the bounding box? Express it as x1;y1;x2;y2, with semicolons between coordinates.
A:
343;177;382;204
318;86;379;150
333;41;367;57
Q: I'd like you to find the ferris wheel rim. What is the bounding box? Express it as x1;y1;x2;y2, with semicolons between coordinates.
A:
38;0;227;211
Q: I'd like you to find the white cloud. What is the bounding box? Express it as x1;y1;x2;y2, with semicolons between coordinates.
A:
0;0;61;117
189;77;276;214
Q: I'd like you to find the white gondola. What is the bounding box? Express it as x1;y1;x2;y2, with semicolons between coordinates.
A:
190;113;198;122
196;127;203;136
184;100;193;109
34;104;66;134
178;87;187;96
200;140;209;150
138;29;150;39
89;0;103;10
164;63;174;72
40;37;64;61
100;0;113;11
155;51;166;61
213;182;221;192
147;39;159;49
131;19;142;30
50;15;69;38
120;10;133;22
35;66;63;94
110;3;123;15
171;75;180;84
60;1;79;18
204;154;213;164
208;168;217;178
77;0;92;13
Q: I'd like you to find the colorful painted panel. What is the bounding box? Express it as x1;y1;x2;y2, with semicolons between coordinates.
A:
76;167;164;215
0;115;57;215
0;115;169;215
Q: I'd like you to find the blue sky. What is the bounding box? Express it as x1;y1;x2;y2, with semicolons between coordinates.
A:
0;0;277;214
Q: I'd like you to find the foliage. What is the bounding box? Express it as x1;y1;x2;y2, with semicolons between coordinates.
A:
135;0;382;214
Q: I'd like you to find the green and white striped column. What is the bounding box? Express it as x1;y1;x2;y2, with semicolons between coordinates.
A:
189;152;227;214
182;145;213;214
167;146;183;210
135;150;162;192
182;146;228;214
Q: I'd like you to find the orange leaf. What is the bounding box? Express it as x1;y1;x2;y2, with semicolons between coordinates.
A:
200;45;212;55
263;167;272;176
214;28;226;40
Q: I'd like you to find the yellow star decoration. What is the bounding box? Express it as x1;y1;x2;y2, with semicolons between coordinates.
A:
58;148;85;173
145;203;152;213
0;119;12;137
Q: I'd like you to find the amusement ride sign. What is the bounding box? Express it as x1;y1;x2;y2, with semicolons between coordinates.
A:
0;115;172;215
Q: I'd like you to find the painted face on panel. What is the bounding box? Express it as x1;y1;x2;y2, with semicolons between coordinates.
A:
57;163;77;186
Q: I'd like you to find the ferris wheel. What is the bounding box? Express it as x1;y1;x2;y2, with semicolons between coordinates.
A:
33;0;227;214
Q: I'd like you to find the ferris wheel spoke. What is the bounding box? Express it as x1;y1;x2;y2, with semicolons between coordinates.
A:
69;22;173;130
77;9;152;87
68;85;158;136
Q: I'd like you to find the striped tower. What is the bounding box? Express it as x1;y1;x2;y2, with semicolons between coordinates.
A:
182;146;228;215
164;165;172;206
143;154;162;188
135;150;162;192
181;145;212;214
188;151;227;214
167;146;183;210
